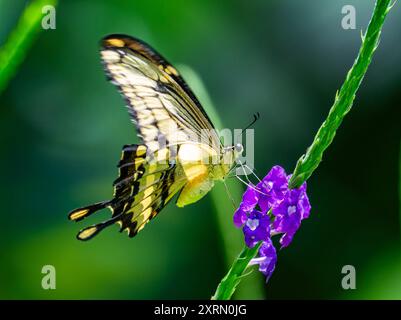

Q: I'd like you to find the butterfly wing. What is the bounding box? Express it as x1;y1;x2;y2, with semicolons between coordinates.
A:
69;35;221;240
100;34;221;153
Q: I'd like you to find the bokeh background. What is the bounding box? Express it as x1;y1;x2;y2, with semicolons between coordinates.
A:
0;0;400;299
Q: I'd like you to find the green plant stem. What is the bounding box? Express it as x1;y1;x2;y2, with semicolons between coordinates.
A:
0;0;57;94
211;243;261;300
212;0;394;300
289;0;393;189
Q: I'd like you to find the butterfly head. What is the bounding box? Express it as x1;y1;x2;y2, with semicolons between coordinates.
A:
233;143;244;155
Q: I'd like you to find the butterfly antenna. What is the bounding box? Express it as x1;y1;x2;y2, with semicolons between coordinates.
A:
240;112;260;136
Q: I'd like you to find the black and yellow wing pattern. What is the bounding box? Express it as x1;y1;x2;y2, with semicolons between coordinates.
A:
68;34;222;240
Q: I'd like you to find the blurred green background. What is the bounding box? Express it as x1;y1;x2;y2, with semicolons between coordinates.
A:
0;0;400;299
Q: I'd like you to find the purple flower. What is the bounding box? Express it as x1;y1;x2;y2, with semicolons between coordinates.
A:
232;165;312;281
256;165;288;212
243;210;271;248
233;187;258;227
249;239;277;281
271;182;311;247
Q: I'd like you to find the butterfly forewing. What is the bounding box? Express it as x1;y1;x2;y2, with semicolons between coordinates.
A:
100;34;221;153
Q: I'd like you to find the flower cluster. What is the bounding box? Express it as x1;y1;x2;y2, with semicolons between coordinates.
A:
233;165;311;281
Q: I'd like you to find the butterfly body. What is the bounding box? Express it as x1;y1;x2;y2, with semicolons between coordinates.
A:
175;142;236;207
69;34;242;240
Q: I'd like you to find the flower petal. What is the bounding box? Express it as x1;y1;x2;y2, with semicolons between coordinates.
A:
249;239;277;281
243;211;270;248
241;187;259;211
271;183;311;248
257;165;288;212
233;207;248;228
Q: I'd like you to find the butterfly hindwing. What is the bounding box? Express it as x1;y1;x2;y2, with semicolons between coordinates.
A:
69;145;185;240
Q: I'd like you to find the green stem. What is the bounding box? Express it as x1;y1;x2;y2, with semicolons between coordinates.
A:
289;0;393;189
212;0;394;300
0;0;58;94
211;243;261;300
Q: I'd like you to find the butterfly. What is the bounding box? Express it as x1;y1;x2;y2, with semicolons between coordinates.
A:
68;34;244;240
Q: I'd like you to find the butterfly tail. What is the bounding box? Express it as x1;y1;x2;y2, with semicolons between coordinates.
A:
75;215;120;241
68;144;150;240
68;200;111;222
